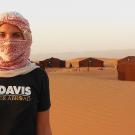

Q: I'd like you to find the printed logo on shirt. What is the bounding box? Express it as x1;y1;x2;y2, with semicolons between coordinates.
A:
0;85;31;101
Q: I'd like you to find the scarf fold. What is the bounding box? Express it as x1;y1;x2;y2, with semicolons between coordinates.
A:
0;61;40;77
0;39;30;70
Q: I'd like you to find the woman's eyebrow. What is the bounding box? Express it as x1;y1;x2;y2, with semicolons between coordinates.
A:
12;32;22;34
0;32;22;34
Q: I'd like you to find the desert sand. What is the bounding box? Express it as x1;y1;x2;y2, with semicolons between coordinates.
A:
47;67;135;135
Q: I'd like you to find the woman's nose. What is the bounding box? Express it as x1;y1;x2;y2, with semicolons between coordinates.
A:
6;34;12;39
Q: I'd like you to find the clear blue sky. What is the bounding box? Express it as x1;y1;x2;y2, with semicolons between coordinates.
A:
0;0;135;56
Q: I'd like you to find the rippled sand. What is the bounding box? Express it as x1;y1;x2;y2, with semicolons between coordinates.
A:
48;68;135;135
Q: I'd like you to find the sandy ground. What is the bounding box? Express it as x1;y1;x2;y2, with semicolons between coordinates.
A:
47;67;135;135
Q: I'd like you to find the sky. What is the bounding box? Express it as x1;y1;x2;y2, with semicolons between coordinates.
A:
0;0;135;58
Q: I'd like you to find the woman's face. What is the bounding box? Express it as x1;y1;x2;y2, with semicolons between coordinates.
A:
0;23;24;40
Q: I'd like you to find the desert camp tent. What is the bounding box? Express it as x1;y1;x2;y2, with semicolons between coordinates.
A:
66;57;104;68
38;57;65;69
117;56;135;81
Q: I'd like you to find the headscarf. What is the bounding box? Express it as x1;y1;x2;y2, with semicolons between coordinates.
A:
0;11;32;70
0;11;39;76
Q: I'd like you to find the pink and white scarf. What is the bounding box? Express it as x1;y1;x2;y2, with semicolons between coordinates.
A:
0;11;39;76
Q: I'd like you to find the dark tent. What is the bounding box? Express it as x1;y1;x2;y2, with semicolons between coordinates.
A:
79;58;104;67
39;57;65;69
117;56;135;81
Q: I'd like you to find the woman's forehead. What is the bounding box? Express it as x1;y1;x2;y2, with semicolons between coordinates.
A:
0;23;22;32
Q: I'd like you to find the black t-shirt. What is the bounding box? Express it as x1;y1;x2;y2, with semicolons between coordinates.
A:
0;68;51;135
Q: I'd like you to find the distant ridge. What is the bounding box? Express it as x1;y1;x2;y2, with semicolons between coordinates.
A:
30;49;135;61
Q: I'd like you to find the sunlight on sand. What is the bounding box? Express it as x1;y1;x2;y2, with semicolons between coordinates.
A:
48;67;135;135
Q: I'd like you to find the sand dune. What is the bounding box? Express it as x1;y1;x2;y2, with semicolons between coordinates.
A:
47;67;135;135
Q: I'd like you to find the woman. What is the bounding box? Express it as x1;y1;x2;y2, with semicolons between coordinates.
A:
0;11;52;135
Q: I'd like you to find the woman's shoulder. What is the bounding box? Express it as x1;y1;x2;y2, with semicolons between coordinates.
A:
27;67;48;79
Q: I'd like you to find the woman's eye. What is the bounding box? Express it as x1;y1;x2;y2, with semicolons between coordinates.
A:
12;32;23;39
0;32;5;38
